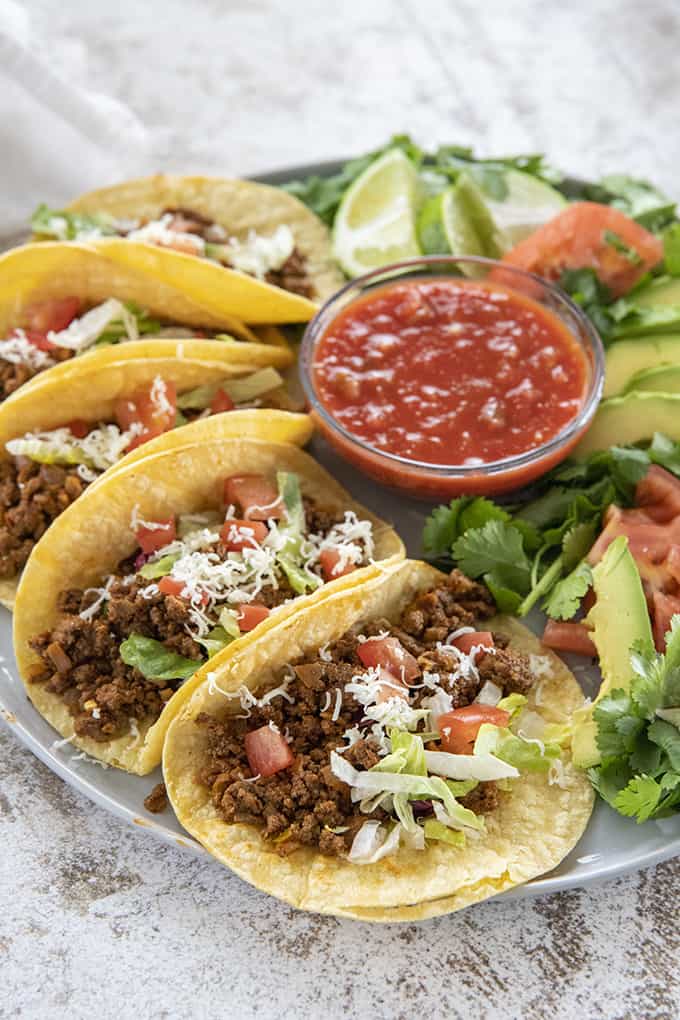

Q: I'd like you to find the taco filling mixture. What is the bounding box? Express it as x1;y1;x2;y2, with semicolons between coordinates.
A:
32;206;313;298
25;472;375;742
195;570;565;861
0;367;288;580
0;297;239;401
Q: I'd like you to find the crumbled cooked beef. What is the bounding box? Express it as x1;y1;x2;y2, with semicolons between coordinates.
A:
197;569;534;858
265;250;314;299
144;782;169;814
477;647;534;695
0;346;72;402
0;459;89;578
27;493;362;745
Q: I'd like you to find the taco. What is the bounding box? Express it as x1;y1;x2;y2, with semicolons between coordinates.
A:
0;339;312;608
13;439;404;774
162;560;594;920
31;175;345;323
0;242;291;404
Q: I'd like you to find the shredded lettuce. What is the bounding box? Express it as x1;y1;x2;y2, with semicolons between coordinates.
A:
275;472;322;594
176;367;284;411
119;633;202;681
474;722;559;772
30;203;119;240
423;819;466;847
138;553;181;579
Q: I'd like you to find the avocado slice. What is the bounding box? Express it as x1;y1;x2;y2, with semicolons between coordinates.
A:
624;363;680;394
574;391;680;458
571;537;653;768
635;276;680;308
605;334;680;397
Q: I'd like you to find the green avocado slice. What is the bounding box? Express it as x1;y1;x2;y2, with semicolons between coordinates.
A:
605;334;680;397
574;391;680;458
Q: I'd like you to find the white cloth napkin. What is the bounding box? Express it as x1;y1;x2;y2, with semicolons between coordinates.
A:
0;0;151;236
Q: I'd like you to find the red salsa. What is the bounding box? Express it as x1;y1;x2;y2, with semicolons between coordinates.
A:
313;278;588;467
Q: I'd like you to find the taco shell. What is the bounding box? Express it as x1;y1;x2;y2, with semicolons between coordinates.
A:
13;439;404;772
0;242;282;345
52;174;344;323
163;559;594;920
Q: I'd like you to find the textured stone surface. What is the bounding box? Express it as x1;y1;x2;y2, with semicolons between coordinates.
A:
3;1;680;1017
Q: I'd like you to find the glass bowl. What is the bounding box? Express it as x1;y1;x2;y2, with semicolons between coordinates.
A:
299;256;605;501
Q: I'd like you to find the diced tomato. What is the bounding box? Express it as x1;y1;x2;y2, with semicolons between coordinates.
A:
244;724;294;777
651;592;680;652
319;548;356;582
115;379;177;451
236;603;271;632
220;518;268;551
21;328;56;352
357;636;420;683
666;546;680;586
24;297;81;334
636;466;680;524
223;474;283;520
66;419;90;439
542;620;597;657
587;504;676;567
374;667;408;704
209;388;235;414
452;631;495;655
500;202;663;298
157;576;186;598
438;705;511;755
581;587;597;614
136;517;176;555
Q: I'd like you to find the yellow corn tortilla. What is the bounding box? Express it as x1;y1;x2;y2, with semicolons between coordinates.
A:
0;335;312;607
0;242;267;342
163;560;594;921
13;439;404;773
47;174;345;323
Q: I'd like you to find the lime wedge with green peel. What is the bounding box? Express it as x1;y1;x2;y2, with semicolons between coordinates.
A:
418;173;504;274
332;148;421;277
483;169;567;247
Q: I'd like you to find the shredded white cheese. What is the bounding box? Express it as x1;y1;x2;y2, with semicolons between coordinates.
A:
331;688;343;722
47;299;131;352
222;225;295;279
7;423;140;473
127;214;206;256
0;330;55;369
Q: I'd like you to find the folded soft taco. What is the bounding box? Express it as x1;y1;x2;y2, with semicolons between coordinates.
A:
0;339;311;608
163;560;593;920
31;175;344;323
0;242;291;404
13;439;404;774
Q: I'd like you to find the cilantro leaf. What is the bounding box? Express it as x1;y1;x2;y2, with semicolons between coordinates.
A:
613;774;664;823
594;689;645;762
451;520;532;594
649;432;680;475
458;497;511;533
562;522;597;570
647;720;680;772
663;223;680;276
543;560;592;620
422;499;469;559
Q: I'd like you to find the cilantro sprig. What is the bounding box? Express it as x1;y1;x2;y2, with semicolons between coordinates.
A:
423;436;680;622
589;620;680;822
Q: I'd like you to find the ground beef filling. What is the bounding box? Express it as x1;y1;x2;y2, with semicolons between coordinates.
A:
27;501;351;742
197;570;537;859
0;346;72;403
0;459;89;579
136;208;314;298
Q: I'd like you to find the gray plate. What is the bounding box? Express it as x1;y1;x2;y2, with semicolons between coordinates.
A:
1;161;679;907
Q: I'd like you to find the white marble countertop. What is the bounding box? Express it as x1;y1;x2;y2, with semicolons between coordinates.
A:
2;1;680;1017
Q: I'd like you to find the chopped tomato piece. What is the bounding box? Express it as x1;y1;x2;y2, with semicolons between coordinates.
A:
21;328;56;352
236;603;271;632
136;517;176;555
500;202;663;298
209;388;235;414
66;419;90;439
319;548;356;581
115;379;177;450
24;297;81;334
357;636;420;682
581;587;597;614
220;518;268;552
636;465;680;524
542;620;596;657
374;667;408;704
157;576;186;598
438;705;511;755
223;474;284;520
666;546;680;586
244;724;294;777
452;631;495;655
652;591;680;652
587;504;676;566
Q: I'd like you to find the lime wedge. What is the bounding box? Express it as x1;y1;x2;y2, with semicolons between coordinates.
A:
332;149;421;277
484;169;567;247
418;173;503;275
